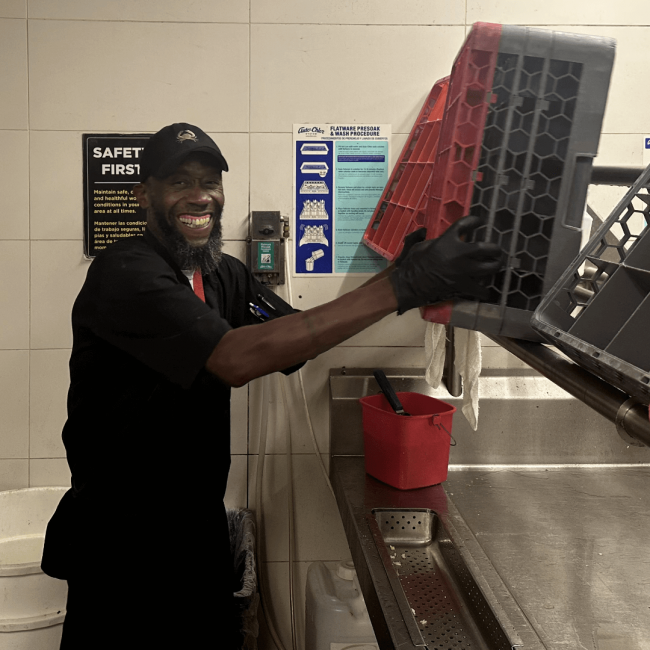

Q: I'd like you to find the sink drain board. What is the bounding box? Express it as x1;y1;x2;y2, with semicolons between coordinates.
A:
370;509;514;650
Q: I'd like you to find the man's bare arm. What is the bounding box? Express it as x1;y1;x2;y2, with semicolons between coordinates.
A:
206;276;397;387
206;216;504;387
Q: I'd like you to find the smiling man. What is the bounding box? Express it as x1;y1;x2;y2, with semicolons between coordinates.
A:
41;123;503;649
135;125;227;273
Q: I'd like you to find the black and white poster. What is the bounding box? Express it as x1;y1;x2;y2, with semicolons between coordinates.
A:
83;133;151;258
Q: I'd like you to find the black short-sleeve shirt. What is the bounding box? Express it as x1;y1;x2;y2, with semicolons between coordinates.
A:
42;230;300;579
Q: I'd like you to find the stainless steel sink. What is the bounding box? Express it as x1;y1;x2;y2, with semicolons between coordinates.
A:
369;508;521;650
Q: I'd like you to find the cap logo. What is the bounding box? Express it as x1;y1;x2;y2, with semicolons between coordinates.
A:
176;129;198;144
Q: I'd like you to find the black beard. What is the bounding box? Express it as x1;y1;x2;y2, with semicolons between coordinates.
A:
151;205;224;274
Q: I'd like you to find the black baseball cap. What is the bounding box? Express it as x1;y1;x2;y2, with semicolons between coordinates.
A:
140;123;229;180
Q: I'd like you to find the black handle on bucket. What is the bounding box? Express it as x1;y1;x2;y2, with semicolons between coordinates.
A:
373;370;408;416
437;421;457;446
431;414;456;446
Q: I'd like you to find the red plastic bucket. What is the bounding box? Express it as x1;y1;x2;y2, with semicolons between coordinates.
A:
359;392;456;490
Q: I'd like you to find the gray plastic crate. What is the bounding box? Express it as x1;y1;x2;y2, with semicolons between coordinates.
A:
532;165;650;404
430;24;615;341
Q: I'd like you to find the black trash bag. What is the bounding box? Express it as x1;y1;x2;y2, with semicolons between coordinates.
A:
227;508;259;650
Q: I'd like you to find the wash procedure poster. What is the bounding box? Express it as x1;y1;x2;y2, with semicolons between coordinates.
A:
293;124;391;276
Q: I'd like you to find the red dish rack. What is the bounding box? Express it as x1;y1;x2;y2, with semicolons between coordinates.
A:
420;23;501;325
363;77;449;261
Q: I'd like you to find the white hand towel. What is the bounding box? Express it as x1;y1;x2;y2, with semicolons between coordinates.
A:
454;328;482;431
424;323;482;430
424;322;446;388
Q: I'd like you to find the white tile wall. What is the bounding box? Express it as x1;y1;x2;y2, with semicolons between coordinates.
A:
252;0;464;25
0;130;29;239
257;560;325;650
0;19;27;129
28;20;250;132
466;0;650;25
291;454;350;561
0;1;25;19
212;133;250;241
225;454;248;509
231;385;249;455
0;350;29;458
248;454;290;562
30;350;70;458
0;241;29;349
257;562;291;650
0;459;29;490
28;0;249;23
30;131;84;241
222;239;246;262
250;25;466;133
248;453;350;564
30;242;90;349
250;133;293;215
596;133;644;166
30;459;71;487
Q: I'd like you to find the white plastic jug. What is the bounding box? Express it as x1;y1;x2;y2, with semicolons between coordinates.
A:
304;560;379;650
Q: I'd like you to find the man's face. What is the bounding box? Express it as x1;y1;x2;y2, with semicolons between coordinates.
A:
137;152;224;245
134;152;225;271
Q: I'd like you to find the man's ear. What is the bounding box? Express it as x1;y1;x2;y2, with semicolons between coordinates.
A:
132;183;149;209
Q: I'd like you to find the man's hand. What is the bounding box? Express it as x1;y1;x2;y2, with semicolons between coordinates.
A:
395;226;427;266
389;215;503;314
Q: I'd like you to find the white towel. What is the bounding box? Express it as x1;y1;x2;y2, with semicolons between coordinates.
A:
424;321;447;388
424;322;482;430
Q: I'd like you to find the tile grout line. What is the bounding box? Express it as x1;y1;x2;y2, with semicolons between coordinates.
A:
246;0;252;510
15;18;647;27
26;4;31;488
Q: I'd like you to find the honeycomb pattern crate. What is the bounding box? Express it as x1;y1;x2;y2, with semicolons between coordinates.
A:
425;22;501;238
421;23;615;341
533;165;650;405
363;77;449;261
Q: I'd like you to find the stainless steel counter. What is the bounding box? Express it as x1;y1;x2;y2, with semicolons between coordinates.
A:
330;368;650;650
445;467;650;650
332;458;650;650
331;456;547;649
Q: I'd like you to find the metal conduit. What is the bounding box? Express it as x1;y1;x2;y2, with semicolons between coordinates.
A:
489;336;650;448
590;166;647;186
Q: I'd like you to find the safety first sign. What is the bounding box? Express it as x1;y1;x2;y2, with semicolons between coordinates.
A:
83;134;151;258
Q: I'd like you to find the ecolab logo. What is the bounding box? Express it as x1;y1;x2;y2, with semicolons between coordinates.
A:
298;127;324;135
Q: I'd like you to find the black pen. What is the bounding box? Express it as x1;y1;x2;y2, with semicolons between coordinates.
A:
257;294;277;311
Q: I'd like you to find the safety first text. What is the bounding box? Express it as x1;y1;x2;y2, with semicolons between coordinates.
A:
93;147;145;175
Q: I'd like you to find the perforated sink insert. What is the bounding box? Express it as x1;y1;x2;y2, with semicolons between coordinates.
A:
372;509;513;650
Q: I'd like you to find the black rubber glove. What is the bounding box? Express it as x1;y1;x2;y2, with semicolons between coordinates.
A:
389;215;503;315
395;227;427;267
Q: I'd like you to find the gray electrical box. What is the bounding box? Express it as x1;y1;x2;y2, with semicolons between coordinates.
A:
246;211;288;285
